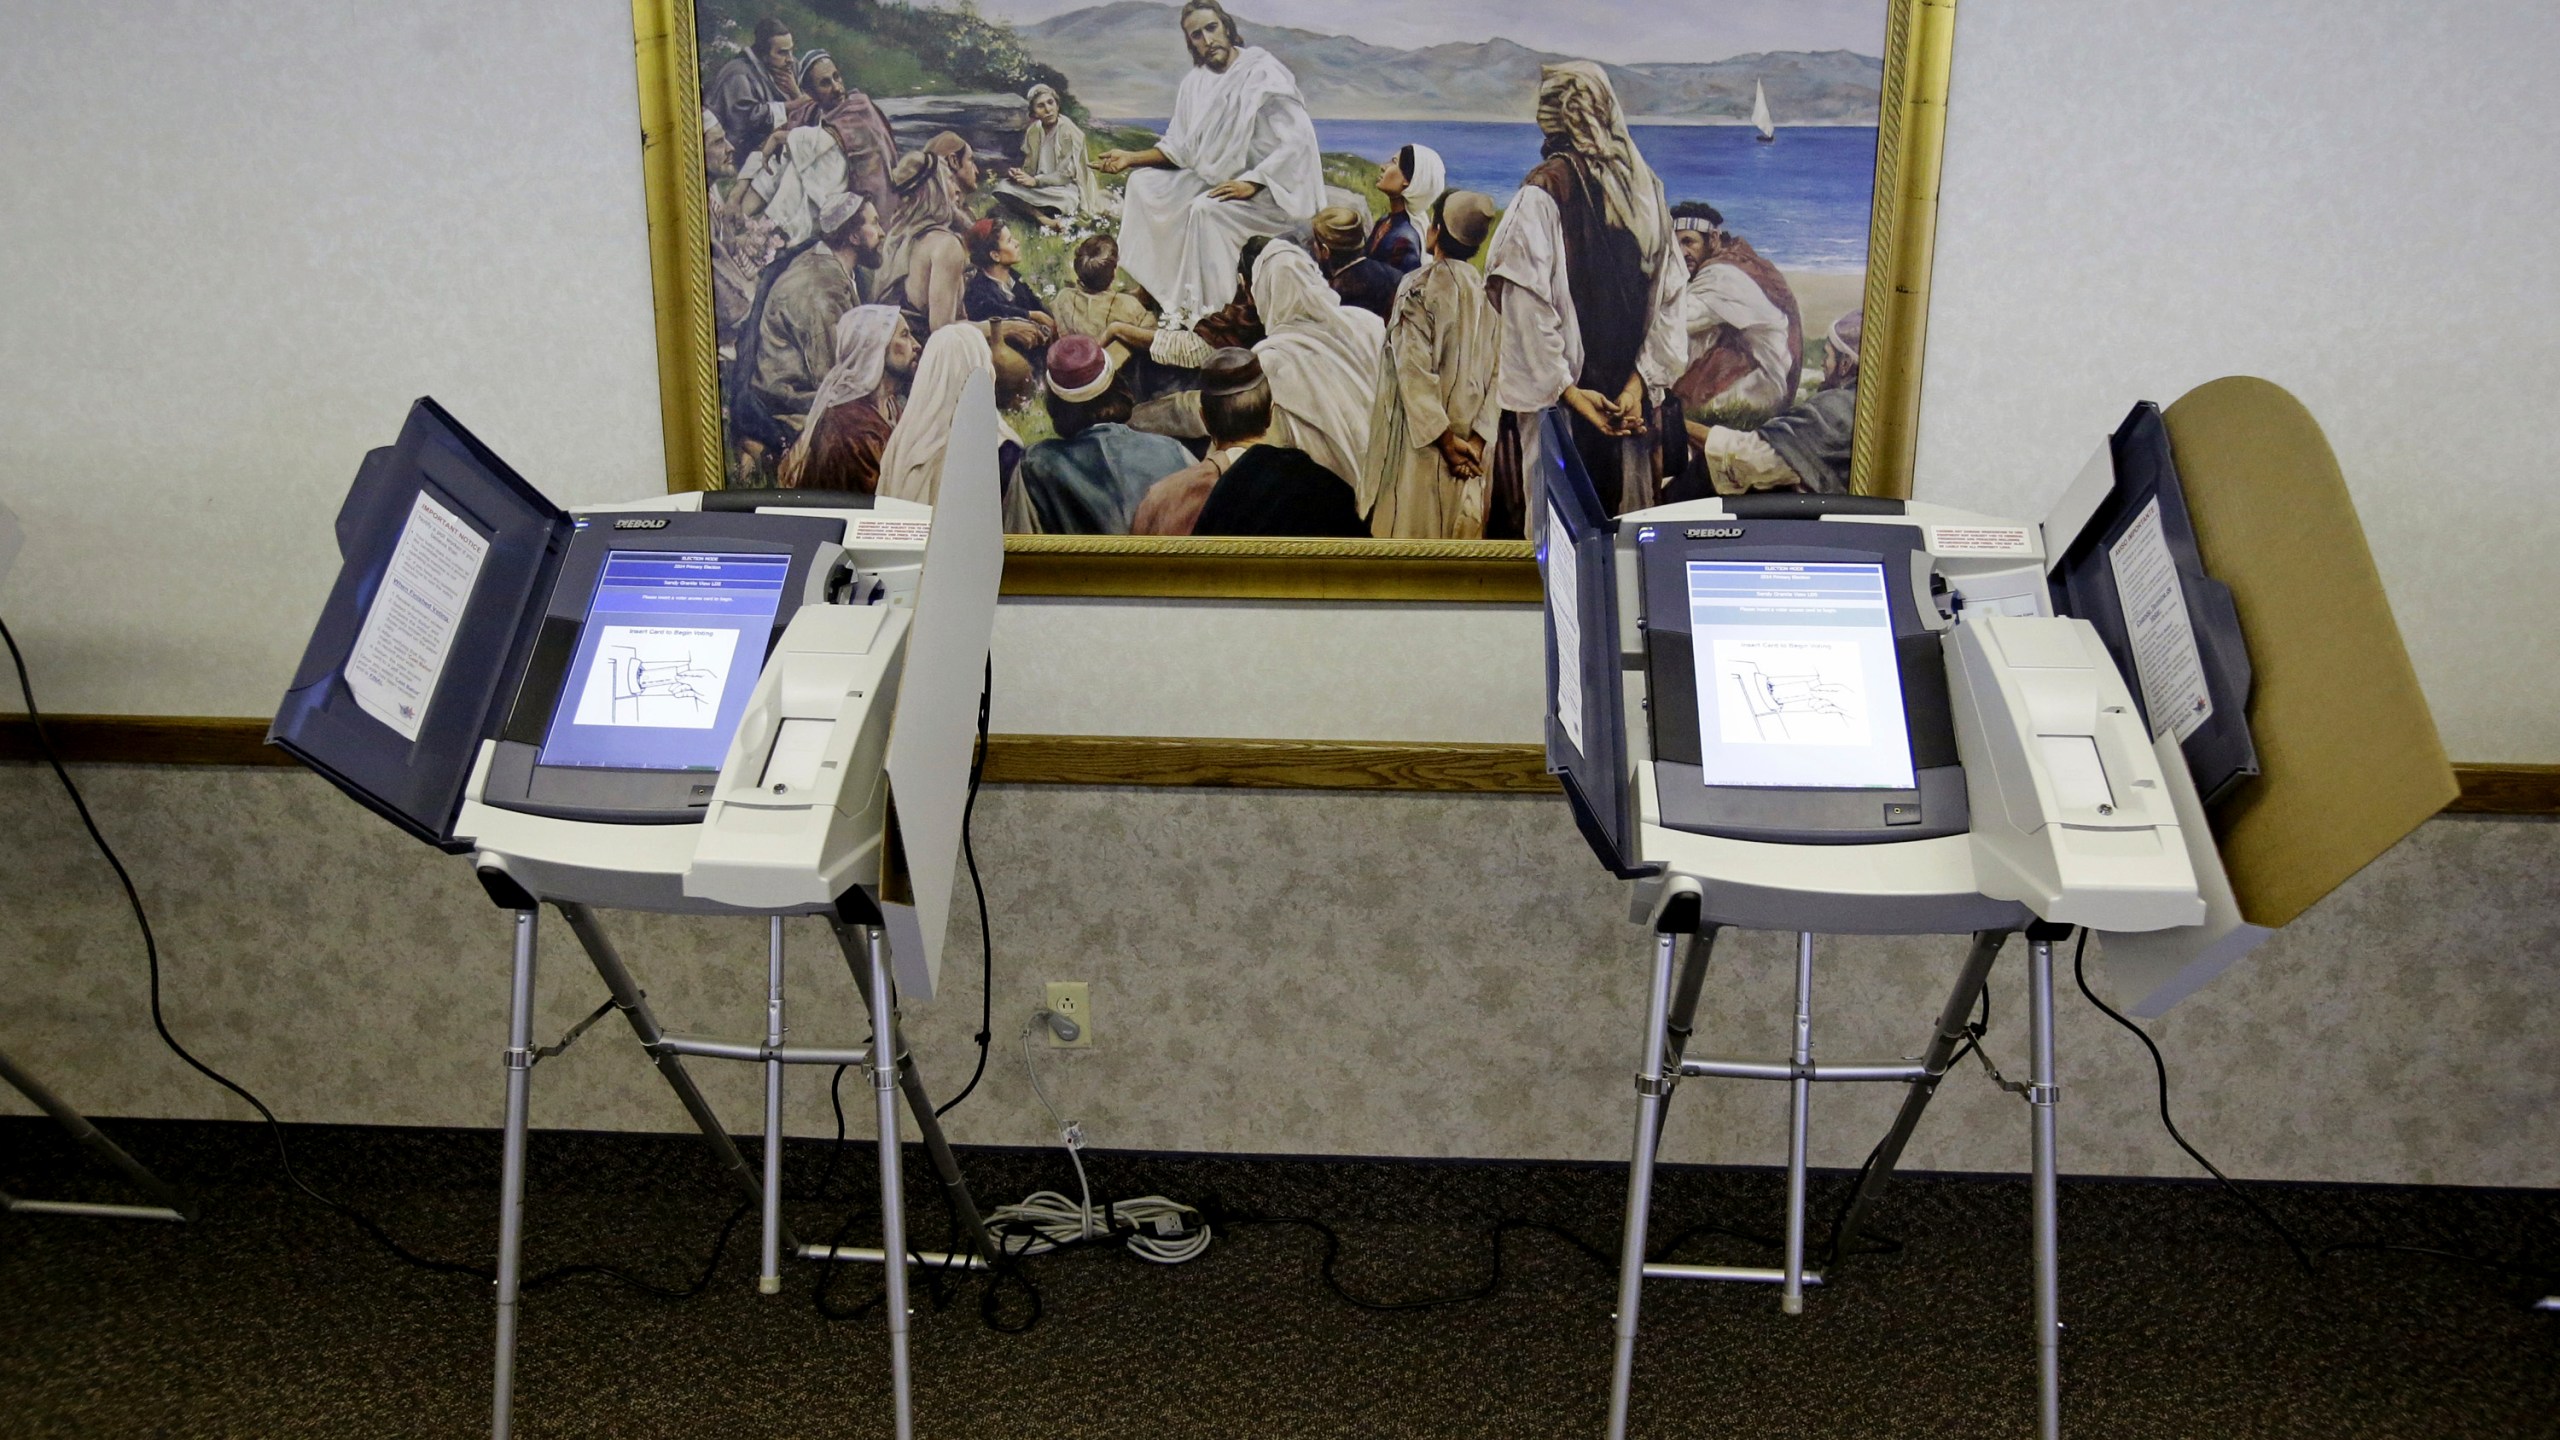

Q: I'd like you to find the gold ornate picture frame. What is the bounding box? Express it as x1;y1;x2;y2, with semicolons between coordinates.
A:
628;0;1956;602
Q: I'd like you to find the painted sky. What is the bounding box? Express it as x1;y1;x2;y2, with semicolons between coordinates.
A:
964;0;1887;67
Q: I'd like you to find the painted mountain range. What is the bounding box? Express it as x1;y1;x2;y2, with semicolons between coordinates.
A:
1021;2;1885;123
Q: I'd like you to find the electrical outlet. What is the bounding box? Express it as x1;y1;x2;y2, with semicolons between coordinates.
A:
1044;982;1093;1048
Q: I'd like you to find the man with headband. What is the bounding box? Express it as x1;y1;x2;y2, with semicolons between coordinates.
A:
1669;200;1804;418
783;48;897;220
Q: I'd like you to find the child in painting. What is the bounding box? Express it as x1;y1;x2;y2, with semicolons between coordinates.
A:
1049;235;1155;368
961;219;1051;331
1367;143;1444;275
1363;191;1504;539
1310;206;1399;320
961;218;1056;378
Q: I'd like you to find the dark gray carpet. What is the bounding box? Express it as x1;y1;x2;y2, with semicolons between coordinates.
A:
2;1118;2554;1438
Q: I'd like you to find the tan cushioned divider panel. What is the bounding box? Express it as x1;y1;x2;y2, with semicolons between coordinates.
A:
2162;376;2457;927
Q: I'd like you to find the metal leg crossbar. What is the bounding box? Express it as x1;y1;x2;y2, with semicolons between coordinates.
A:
1607;923;2071;1440
0;1046;193;1224
486;903;991;1440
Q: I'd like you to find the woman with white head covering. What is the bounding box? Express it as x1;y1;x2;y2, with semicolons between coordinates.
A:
780;305;912;491
993;83;1114;225
1484;60;1689;528
1248;241;1385;491
874;323;1029;522
1366;142;1444;275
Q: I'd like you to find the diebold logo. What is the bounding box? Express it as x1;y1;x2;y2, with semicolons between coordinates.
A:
613;517;670;529
1687;526;1744;539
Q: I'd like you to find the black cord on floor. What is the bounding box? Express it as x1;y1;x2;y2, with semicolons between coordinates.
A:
2071;928;2317;1273
1;614;743;1300
933;656;997;1120
1221;1212;1615;1312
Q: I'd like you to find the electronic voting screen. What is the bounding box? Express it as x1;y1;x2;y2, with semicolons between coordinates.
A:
538;551;789;772
1683;560;1915;791
1638;513;1966;846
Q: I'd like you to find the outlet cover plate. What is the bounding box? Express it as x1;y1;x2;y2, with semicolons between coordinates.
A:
1044;982;1093;1048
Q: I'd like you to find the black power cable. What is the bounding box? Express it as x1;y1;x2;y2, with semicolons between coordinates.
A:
1;614;745;1298
1221;1212;1616;1312
2069;928;2317;1274
934;655;997;1119
2076;929;2560;1290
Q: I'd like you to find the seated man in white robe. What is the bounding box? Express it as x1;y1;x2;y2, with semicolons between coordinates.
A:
1094;0;1324;324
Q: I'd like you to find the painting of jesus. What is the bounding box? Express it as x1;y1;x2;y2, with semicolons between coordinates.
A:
660;0;1928;564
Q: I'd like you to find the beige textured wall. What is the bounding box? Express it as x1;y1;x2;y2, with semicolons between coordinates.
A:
4;763;2552;1188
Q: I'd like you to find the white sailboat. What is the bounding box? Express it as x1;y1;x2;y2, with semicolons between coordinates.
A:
1751;79;1776;143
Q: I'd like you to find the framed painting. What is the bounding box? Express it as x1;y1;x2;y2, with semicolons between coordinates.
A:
629;0;1955;600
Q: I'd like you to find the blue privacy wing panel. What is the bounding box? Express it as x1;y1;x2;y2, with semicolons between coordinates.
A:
1539;408;1654;879
268;399;570;850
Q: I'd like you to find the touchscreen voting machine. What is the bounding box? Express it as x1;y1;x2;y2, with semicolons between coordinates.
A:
1549;425;2262;1440
271;394;1004;1440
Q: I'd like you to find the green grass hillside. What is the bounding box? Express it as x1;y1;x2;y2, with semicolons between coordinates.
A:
700;0;1079;112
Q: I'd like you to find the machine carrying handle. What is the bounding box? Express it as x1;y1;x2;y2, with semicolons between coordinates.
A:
702;489;877;512
1721;493;1907;519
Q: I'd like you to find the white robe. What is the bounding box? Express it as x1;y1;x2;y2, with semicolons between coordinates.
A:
1117;46;1324;321
1249;244;1384;494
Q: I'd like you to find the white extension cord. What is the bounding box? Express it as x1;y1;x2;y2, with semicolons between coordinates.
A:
987;1010;1212;1267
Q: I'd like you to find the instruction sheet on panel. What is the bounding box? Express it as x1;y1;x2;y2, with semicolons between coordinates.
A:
1546;506;1585;755
344;491;489;741
2108;496;2213;741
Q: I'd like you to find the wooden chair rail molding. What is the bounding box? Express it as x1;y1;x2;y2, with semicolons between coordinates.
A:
0;715;2552;814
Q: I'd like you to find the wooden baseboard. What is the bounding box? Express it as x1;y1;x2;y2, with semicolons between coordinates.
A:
977;734;1556;792
2446;763;2560;816
0;714;292;767
3;715;2554;812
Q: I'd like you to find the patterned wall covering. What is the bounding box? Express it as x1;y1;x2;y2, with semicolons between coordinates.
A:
2;764;2552;1188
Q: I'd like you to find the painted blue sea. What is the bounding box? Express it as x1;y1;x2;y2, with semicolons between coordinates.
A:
1108;119;1878;272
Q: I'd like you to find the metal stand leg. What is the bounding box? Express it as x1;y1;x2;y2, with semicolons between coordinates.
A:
1645;927;1719;1159
554;904;775;1222
0;1047;193;1222
491;909;539;1440
2026;929;2064;1440
1606;930;1681;1440
1833;930;2010;1256
853;926;916;1440
1781;932;1814;1316
823;919;997;1267
761;917;787;1296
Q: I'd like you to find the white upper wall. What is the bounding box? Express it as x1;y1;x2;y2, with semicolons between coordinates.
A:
0;1;2550;758
1913;1;2560;762
0;0;669;713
